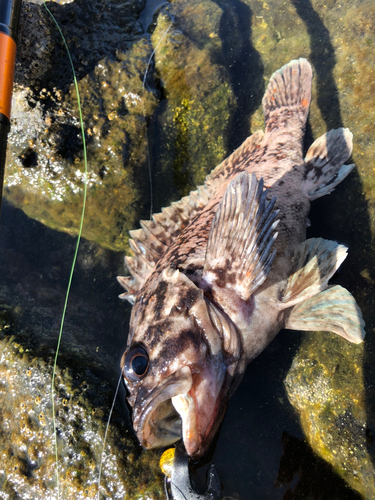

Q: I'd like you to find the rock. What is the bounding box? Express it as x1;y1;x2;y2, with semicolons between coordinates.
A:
275;432;363;499
244;0;375;496
149;2;235;200
6;0;155;253
0;335;164;499
0;202;165;499
4;0;239;252
285;335;374;498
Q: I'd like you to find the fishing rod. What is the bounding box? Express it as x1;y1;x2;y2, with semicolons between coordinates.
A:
0;0;22;216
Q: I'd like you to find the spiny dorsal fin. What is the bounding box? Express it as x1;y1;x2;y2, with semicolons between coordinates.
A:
303;128;355;201
285;285;365;344
281;238;348;307
117;276;138;304
118;130;266;303
203;172;279;301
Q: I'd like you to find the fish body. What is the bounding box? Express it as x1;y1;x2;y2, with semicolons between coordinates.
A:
118;59;365;459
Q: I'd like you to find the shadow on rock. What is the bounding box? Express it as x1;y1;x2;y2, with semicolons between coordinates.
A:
292;0;375;483
212;0;264;152
276;432;363;499
290;0;343;130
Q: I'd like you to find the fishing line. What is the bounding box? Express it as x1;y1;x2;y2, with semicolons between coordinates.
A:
142;21;172;220
97;371;122;500
42;3;172;498
98;24;174;487
42;3;88;499
96;293;144;498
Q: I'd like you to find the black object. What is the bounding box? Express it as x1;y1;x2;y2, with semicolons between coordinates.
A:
0;0;22;216
166;441;221;500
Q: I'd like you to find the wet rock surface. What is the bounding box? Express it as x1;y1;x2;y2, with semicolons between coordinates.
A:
0;202;165;499
285;336;372;498
241;0;375;497
0;338;163;499
5;0;238;252
149;2;235;201
6;0;156;253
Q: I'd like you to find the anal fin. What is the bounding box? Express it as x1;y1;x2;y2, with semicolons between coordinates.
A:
285;285;365;344
303;128;355;201
282;238;348;307
202;172;280;301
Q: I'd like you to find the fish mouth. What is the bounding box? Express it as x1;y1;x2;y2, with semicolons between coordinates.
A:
133;366;194;449
133;364;227;459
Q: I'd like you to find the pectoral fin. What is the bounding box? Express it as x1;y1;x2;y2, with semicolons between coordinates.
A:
282;238;348;307
285;285;365;343
203;172;279;301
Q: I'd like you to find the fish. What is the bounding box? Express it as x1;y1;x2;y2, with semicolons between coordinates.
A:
117;58;365;460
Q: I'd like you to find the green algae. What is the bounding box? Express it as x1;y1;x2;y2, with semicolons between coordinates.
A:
150;3;235;197
285;335;374;498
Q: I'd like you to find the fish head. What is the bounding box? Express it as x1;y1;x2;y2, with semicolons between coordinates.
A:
121;267;240;459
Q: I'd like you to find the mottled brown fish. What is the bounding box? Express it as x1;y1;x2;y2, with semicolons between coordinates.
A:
118;59;365;460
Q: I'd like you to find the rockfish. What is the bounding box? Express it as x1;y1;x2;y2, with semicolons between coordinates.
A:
118;59;365;460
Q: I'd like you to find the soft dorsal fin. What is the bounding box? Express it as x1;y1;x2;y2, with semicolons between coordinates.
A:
118;131;265;303
205;130;264;184
202;172;279;301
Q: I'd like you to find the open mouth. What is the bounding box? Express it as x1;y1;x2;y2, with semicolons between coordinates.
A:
132;363;227;459
133;365;196;449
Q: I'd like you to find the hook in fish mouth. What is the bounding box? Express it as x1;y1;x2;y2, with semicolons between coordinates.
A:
165;440;221;500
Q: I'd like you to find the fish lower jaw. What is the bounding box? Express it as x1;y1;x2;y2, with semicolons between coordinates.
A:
134;366;193;449
171;392;200;458
138;397;182;449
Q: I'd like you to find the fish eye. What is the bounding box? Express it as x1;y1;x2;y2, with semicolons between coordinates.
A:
122;345;149;382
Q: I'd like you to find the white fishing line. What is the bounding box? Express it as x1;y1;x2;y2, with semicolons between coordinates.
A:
97;371;122;500
96;292;143;499
143;21;173;220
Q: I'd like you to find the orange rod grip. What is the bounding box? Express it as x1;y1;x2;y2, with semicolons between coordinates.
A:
0;32;16;120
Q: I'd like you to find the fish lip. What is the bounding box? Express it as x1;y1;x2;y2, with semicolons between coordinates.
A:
133;365;193;448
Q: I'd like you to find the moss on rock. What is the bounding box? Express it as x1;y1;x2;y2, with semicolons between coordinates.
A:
6;36;157;253
243;0;375;495
285;334;374;497
0;333;164;499
150;3;235;198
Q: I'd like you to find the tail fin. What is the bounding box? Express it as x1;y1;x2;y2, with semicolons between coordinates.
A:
262;58;313;133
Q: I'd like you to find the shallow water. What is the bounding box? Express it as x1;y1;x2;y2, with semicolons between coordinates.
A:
1;0;375;498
